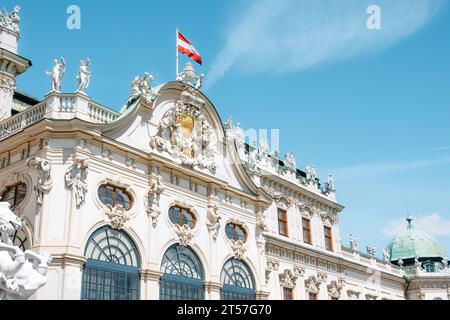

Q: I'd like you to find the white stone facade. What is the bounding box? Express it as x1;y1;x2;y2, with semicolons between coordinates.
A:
0;4;449;300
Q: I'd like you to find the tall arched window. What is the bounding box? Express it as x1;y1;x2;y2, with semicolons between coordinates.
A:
81;226;141;300
220;258;256;300
160;244;205;300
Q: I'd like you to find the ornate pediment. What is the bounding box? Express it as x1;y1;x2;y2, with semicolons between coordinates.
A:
305;276;321;294
150;89;217;173
327;280;343;299
279;269;298;289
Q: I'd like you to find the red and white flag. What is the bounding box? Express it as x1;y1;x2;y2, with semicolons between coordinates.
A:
177;31;202;65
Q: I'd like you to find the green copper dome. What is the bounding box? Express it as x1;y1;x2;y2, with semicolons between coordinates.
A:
387;217;447;265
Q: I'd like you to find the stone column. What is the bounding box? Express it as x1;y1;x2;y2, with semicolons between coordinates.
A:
205;281;222;300
141;269;162;300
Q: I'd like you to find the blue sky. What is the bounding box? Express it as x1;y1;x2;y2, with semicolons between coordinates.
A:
10;0;450;257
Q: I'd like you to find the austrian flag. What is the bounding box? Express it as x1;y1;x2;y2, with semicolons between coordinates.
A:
177;32;202;65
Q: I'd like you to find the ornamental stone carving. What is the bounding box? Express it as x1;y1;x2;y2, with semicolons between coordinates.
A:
0;202;52;300
0;77;16;93
0;6;21;33
174;224;193;247
279;269;298;289
265;259;280;283
206;203;221;241
293;265;305;279
229;240;246;260
225;118;246;161
104;204;130;230
327;280;343;299
64;157;89;208
317;271;328;283
367;245;376;258
26;157;53;206
144;175;165;228
150;89;217;173
305;276;321;294
127;72;159;107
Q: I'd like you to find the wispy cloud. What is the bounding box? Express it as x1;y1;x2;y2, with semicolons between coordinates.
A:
410;146;450;153
206;0;445;87
382;213;450;238
327;155;450;180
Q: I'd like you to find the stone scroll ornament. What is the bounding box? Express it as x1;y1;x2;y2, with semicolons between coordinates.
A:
149;89;217;173
26;157;53;206
0;202;52;300
64;157;89;208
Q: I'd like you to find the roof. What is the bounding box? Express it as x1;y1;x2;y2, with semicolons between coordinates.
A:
387;217;447;264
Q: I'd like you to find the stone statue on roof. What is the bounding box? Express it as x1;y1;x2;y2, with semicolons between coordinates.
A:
46;57;65;93
0;5;20;33
76;59;91;94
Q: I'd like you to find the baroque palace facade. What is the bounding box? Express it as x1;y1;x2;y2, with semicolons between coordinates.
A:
0;5;449;300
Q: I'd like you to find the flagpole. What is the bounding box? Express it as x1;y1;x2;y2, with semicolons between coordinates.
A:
176;27;179;79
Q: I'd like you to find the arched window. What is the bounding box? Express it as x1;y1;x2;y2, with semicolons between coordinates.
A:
220;259;256;300
81;226;141;300
10;228;29;251
1;183;27;210
98;184;132;210
168;206;196;228
225;223;247;242
160;244;205;300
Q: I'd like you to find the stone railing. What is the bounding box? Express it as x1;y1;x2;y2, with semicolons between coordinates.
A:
340;245;403;275
0;92;120;141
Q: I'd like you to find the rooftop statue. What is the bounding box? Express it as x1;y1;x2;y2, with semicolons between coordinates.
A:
0;202;51;300
0;5;21;33
326;174;335;191
350;234;358;251
128;72;159;105
284;153;297;172
46;57;66;93
306;164;317;182
382;247;390;263
76;59;91;95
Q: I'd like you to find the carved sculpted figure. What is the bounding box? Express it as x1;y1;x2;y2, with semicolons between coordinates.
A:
76;59;91;94
284;153;296;172
26;157;53;205
145;175;165;227
128;72;159;105
382;247;390;262
0;5;20;33
64;158;89;208
350;234;358;250
46;58;65;92
0;202;51;300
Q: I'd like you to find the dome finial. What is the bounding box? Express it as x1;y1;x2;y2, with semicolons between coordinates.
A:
406;214;413;230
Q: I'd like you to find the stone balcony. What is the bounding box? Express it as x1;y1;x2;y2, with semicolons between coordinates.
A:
0;92;120;141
